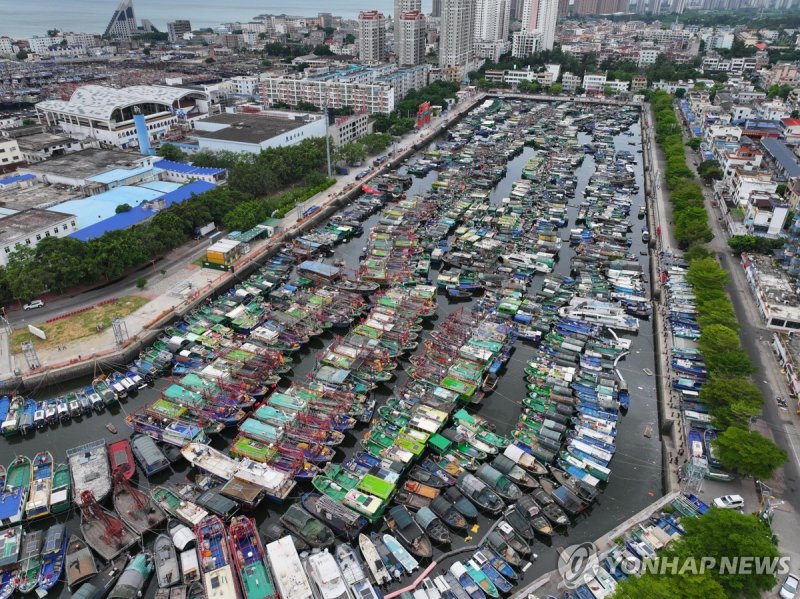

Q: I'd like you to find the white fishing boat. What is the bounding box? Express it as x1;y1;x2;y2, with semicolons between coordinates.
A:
305;549;349;599
382;534;418;574
266;536;314;599
67;439;111;503
358;534;391;585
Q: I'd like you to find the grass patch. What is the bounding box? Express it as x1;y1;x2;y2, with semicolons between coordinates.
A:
12;295;149;351
192;256;207;267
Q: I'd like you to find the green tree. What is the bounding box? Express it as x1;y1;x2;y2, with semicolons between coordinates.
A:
361;133;392;155
16;50;28;60
614;573;727;599
698;324;740;357
157;143;187;162
697;160;723;182
115;203;132;214
334;142;366;165
686;137;701;150
776;183;788;197
549;83;563;94
313;44;333;56
699;377;761;428
714;428;787;480
136;277;147;289
674;87;687;98
662;509;780;598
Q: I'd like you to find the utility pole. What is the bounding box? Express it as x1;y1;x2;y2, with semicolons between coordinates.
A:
323;95;333;178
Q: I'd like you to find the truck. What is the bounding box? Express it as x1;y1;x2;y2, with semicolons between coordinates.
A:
194;222;216;239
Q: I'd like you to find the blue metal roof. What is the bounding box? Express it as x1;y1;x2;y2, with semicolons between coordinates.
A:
762;137;800;178
154;159;225;176
70;181;216;242
88;165;154;185
0;173;35;186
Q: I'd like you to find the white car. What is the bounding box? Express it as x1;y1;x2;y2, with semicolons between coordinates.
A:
713;494;744;510
780;573;799;599
22;299;44;310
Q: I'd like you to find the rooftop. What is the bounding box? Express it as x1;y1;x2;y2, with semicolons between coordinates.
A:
0;209;76;246
36;84;204;121
14;132;80;152
22;149;148;181
0;182;82;212
191;112;321;145
761;137;800;178
54;183;181;229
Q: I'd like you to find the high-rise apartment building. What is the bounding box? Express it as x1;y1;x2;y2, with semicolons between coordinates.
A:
432;0;442;16
397;10;426;66
474;0;511;42
520;0;557;50
395;0;422;18
167;20;192;43
358;10;387;63
439;0;476;69
105;0;138;39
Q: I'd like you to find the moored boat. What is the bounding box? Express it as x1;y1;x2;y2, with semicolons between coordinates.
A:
25;450;53;520
49;463;71;514
358;533;392;585
107;552;154;599
196;516;241;599
155;534;180;589
16;529;43;594
112;469;166;535
384;504;433;558
228;516;277;599
65;534;97;591
68;439;111;503
78;490;138;561
37;523;67;593
108;439;136;480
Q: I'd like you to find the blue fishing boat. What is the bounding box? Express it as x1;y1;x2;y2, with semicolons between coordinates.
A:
0;568;16;599
382;534;418;574
479;546;518;580
472;553;512;594
450;561;488;599
704;430;721;468
38;523;67;592
19;400;37;435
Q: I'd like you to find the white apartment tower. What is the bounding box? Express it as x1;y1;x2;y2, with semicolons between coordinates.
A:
394;0;422;18
520;0;557;51
167;20;192;43
358;10;387;63
474;0;511;43
397;10;426;66
439;0;476;69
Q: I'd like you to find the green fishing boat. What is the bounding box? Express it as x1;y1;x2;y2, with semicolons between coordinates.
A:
311;477;349;502
16;529;43;594
230;436;277;463
322;464;360;490
6;455;31;495
49;463;71;514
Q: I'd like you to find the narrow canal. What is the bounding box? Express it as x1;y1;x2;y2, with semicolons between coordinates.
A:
0;106;662;598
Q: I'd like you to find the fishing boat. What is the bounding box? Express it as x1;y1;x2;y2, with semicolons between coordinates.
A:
494;521;531;556
153;486;208;527
49;463;71;514
442;486;479;520
430;496;469;531
0;567;15;599
301;492;368;540
155;534;180;589
513;494;554;536
475;464;523;501
25;450;53;520
449;562;485;599
414;506;451;544
19;399;36;435
68;439;112;503
93;377;119;406
78;490;138;561
456;473;504;514
227;516;276;599
479;547;518;581
384;505;433;558
71;554;128;599
382;534;419;574
196;516;241;599
531;488;570;527
280;505;335;548
65;535;97;591
358;533;392;585
1;397;23;437
502;444;548;476
108;439;136;480
471;553;511;595
1;456;30;526
112;469;166;535
484;531;523;568
107;553;154;599
265;536;315;599
304;549;350;599
37;523;67;593
16;529;43;594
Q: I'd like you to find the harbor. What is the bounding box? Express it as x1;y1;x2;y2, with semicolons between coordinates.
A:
0;97;665;599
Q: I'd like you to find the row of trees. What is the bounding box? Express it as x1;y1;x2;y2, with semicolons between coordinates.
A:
0;138;331;303
687;258;786;479
614;508;781;598
334;133;392;166
373;81;460;136
651;90;713;249
728;234;786;254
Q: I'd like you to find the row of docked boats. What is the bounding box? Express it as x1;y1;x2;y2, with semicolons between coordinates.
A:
660;251;732;481
0;373;148;438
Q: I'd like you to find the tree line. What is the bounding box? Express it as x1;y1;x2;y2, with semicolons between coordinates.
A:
0;138;330;304
650;89;785;480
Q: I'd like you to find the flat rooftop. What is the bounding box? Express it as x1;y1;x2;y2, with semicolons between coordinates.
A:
191;112;320;145
0;183;82;211
23;148;147;181
0;209;75;246
14;132;79;152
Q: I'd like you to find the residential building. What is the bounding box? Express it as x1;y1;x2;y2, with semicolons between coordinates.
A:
631;76;648;92
439;0;476;71
229;76;261;97
474;0;511;43
743;191;789;237
780;117;800;144
329;112;373;146
583;72;607;92
522;0;558;51
512;31;541;58
358;10;387;63
260;75;396;114
167;20;192;43
742;253;800;332
605;79;630;93
395;0;422;17
1;126;94;164
35;85;210;150
0;37;13;56
105;0;138;39
761;137;800;181
189;111;327;154
562;71;582;91
0;139;24;173
397;10;426;66
638;48;660;66
0;209;78;266
432;0;442;16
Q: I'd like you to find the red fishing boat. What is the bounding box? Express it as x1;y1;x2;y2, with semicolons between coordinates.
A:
107;439;135;480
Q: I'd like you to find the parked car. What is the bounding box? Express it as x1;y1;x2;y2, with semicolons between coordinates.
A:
712;494;744;510
780;573;799;599
23;299;44;310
